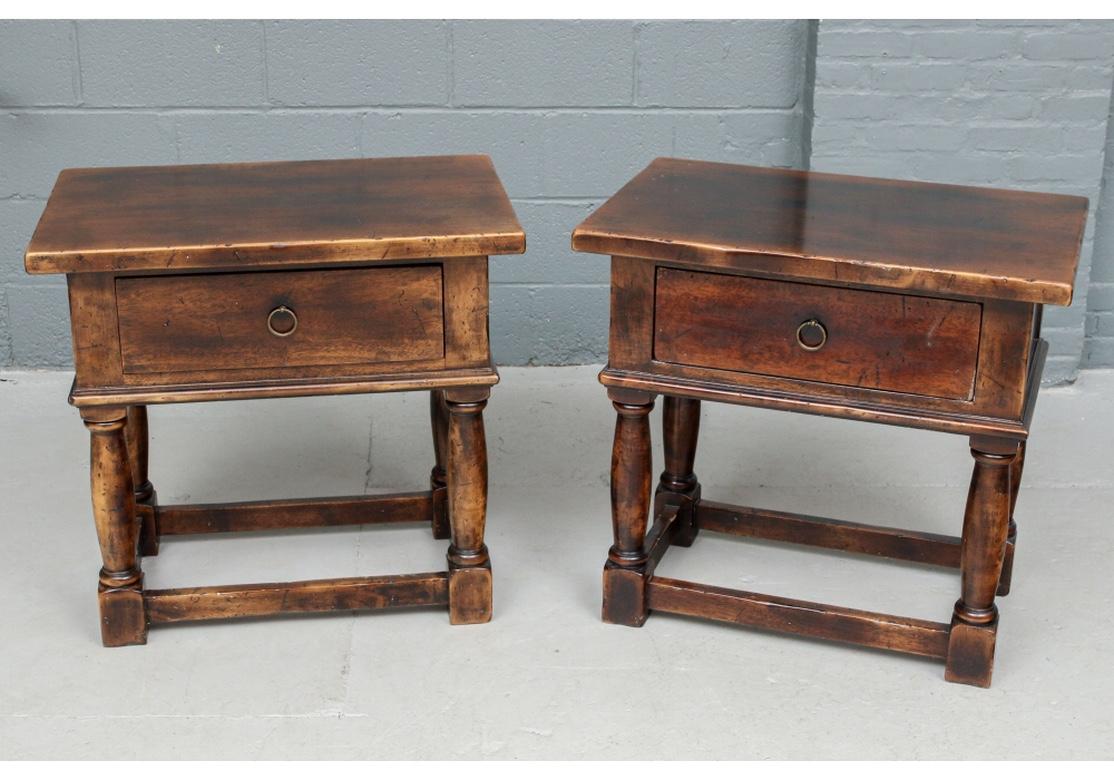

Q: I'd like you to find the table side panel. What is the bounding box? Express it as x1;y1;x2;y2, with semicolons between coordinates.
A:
974;299;1039;420
68;272;127;390
608;256;656;368
442;257;492;368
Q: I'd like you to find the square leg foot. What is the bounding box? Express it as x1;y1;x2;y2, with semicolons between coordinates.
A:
602;562;648;627
448;563;492;624
945;617;998;687
98;583;148;647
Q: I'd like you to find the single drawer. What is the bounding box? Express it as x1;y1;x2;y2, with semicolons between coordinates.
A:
116;265;445;374
653;268;981;400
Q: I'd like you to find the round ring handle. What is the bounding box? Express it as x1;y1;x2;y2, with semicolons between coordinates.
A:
267;306;298;337
795;318;827;352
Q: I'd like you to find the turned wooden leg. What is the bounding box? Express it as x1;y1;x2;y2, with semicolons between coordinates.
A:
444;390;491;624
656;396;701;547
945;437;1018;687
84;409;147;647
429;390;451;540
997;439;1026;597
126;406;159;557
603;394;655;627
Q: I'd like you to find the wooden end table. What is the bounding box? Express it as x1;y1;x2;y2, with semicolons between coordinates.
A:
572;158;1087;687
25;155;524;646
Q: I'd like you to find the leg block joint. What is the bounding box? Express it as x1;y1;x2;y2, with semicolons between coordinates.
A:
98;577;148;647
945;615;999;687
448;559;492;625
602;561;649;627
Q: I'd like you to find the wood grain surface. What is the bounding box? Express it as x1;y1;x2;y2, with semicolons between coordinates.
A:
26;155;525;274
654;267;982;399
573;157;1086;305
116;264;444;374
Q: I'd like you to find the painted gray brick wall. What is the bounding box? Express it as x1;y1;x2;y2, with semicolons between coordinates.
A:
0;19;809;367
811;19;1114;383
1084;90;1114;367
1;19;1112;376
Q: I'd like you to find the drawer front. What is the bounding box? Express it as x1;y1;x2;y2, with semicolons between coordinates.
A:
654;268;981;400
117;265;445;374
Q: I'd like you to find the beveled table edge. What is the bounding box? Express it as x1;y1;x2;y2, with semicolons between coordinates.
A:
570;234;1077;308
27;234;527;276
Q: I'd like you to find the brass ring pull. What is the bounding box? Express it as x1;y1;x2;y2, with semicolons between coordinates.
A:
267;306;298;337
796;318;827;352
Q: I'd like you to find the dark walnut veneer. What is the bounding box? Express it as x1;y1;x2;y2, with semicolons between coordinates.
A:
574;157;1087;688
26;154;524;644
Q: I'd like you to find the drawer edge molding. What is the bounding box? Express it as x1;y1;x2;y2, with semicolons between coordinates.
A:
597;347;1045;440
68;367;500;407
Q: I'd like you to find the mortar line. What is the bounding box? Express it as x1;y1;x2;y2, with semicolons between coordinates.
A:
490;283;610;288
362;411;374;494
0;288;12;367
0;713;371;721
631;21;640;106
261;21;271;105
170;111;182;163
510;196;600;204
800;19;819;170
447;21;456;108
71;20;84;105
3;105;803;116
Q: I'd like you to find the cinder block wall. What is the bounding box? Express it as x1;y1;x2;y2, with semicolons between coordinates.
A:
1;19;1112;378
1085;93;1114;367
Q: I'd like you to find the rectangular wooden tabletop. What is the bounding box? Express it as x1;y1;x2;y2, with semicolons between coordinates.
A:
26;155;525;275
572;157;1087;306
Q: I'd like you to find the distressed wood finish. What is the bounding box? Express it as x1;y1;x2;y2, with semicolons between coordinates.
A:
576;159;1084;687
29;155;520;643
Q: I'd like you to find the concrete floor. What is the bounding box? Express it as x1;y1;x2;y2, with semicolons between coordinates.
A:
0;366;1112;759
